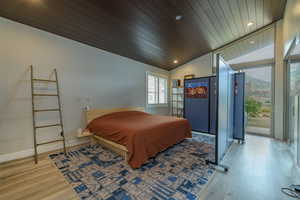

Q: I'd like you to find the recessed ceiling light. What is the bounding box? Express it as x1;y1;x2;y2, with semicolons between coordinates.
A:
29;0;42;4
247;22;254;27
249;40;255;44
175;15;183;21
30;0;41;3
173;60;178;64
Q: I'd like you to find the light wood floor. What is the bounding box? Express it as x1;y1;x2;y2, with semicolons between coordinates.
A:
200;134;300;200
1;136;299;200
0;147;81;200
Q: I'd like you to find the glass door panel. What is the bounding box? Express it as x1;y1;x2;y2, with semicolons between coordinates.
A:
288;61;300;166
242;66;273;136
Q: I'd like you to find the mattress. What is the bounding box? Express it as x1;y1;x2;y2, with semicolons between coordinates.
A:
86;111;191;168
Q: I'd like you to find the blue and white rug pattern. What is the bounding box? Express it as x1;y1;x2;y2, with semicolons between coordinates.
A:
49;134;215;200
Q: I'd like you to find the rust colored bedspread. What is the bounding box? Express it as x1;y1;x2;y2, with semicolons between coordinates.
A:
87;111;191;168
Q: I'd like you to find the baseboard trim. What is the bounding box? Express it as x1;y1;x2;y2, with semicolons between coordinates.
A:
0;138;89;164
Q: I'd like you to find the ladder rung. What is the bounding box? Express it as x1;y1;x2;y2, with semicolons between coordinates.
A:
37;139;64;146
35;124;61;129
34;109;60;112
33;79;57;83
33;94;58;96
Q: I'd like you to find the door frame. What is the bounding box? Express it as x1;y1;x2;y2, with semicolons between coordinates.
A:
284;36;300;167
284;37;300;142
242;64;275;138
285;58;300;142
285;59;300;168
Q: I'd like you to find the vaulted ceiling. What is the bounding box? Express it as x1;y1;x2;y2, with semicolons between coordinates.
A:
0;0;287;70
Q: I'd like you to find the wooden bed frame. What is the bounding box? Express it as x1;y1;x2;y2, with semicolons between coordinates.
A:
85;107;145;161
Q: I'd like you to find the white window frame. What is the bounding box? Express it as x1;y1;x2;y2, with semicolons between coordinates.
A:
146;72;168;107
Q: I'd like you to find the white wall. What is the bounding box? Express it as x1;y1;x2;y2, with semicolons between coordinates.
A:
170;53;213;81
272;0;300;141
271;0;300;141
283;0;300;56
274;20;285;140
0;17;169;160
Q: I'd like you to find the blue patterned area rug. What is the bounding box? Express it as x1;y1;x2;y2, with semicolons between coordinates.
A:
49;134;215;200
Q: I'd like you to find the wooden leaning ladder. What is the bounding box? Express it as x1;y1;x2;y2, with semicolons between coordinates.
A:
30;66;67;164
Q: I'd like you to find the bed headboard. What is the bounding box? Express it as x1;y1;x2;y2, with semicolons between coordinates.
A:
86;107;145;124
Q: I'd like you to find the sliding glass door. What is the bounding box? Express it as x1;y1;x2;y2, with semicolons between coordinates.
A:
241;66;273;137
287;61;300;166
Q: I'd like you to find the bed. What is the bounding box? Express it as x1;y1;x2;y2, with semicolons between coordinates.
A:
84;107;191;168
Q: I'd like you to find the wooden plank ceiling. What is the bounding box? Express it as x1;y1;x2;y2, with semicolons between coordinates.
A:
0;0;286;70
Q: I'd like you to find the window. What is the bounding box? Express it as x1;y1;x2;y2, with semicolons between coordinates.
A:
147;72;168;105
